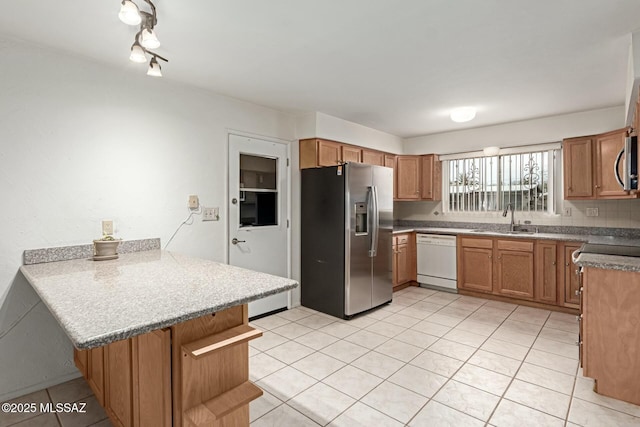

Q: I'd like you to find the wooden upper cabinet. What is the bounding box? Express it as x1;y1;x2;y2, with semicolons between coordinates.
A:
318;140;342;166
563;136;594;199
362;149;384;166
396;156;421;199
535;241;557;304
299;139;342;168
420;154;442;201
563;128;633;200
595;129;629;198
341;145;362;164
384;155;396;169
495;239;535;300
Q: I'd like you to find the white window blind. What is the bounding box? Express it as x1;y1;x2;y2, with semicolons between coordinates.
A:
445;149;557;213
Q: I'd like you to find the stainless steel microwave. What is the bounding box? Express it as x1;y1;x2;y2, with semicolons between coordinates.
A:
615;135;638;190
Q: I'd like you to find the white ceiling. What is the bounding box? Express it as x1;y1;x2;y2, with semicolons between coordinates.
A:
2;1;640;138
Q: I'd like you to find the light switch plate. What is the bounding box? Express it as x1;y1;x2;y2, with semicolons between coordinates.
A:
102;220;114;235
563;207;572;217
586;208;599;217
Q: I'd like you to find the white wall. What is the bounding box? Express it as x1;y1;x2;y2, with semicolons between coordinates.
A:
296;112;404;153
403;106;625;155
397;106;640;227
0;36;297;400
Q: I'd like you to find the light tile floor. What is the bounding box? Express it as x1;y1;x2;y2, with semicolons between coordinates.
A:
248;287;640;426
4;287;640;427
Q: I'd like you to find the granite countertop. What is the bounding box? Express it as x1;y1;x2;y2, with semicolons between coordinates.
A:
572;252;640;272
20;250;298;349
393;226;640;246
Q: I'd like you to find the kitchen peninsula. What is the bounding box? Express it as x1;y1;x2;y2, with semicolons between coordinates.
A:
20;241;298;427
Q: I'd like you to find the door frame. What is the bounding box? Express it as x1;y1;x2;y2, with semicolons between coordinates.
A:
225;129;294;307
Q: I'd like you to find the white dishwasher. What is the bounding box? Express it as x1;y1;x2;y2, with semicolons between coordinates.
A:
416;234;457;292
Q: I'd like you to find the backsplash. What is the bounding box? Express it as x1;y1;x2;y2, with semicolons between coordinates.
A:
23;238;161;265
394;199;640;229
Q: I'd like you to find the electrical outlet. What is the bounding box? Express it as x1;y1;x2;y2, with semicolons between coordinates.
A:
563;207;572;217
188;195;199;209
586;208;599;217
203;207;219;221
102;220;114;235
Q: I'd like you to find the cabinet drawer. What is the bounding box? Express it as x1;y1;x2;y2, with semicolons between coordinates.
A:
497;239;534;252
395;234;409;245
460;237;493;249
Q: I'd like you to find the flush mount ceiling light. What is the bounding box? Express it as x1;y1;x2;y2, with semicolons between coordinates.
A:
483;146;501;156
450;107;477;123
117;0;168;76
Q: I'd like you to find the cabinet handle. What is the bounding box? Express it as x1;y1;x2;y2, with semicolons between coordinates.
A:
575;269;580;276
565;262;570;266
576;315;582;323
575;289;580;296
393;250;401;254
552;261;556;265
595;185;600;189
575;340;582;347
568;186;573;191
488;255;492;259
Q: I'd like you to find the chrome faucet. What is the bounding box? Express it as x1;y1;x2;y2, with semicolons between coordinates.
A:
502;203;515;232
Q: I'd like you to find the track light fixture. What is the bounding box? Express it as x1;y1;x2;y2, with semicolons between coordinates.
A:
117;0;168;77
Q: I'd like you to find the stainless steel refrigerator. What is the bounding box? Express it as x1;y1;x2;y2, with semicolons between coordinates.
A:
301;163;394;319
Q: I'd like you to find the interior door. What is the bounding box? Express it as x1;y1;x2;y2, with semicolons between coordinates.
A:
228;134;290;318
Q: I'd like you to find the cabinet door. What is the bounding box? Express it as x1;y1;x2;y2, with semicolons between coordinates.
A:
396;156;421;199
420;154;442;201
595;129;629;198
341;146;362;164
563;244;581;307
396;243;410;284
317;140;342;166
384;155;396;169
105;339;134;427
362;150;384;166
88;347;105;406
496;247;534;300
458;247;493;292
535;242;557;304
563;137;594;199
74;348;88;379
135;330;172;427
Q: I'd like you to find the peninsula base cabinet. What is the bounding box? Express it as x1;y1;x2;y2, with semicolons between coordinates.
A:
74;304;262;427
458;236;581;312
581;267;640;406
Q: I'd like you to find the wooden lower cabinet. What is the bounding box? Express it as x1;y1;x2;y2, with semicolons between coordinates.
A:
74;305;262;427
535;241;558;304
457;237;493;293
582;267;640;405
495;240;534;300
105;339;134;427
393;233;416;289
563;243;582;307
458;236;581;310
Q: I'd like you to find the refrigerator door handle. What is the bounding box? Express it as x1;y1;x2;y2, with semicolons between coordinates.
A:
369;186;379;257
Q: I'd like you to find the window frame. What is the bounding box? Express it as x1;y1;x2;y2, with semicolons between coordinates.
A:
441;143;561;215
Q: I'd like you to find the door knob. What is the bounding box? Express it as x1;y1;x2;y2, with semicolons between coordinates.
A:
231;238;246;245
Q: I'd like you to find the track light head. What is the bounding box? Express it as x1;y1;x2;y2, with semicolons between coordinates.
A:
129;43;147;63
118;0;141;26
147;57;162;77
141;27;160;49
